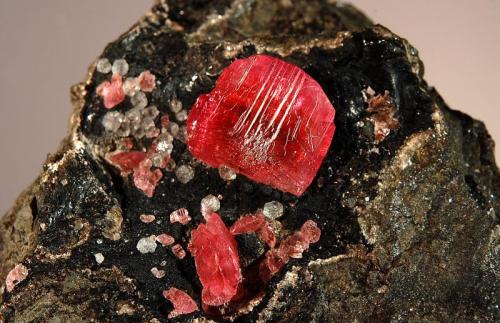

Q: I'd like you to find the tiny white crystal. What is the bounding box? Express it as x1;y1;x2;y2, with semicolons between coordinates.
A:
218;165;237;181
102;111;124;132
130;91;148;109
169;99;183;113
136;235;157;254
201;194;220;217
263;201;284;220
112;59;129;76
175;165;194;184
94;253;105;264
151;267;166;278
96;58;112;74
175;110;188;122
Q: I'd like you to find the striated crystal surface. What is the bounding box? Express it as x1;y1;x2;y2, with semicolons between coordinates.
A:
188;213;242;306
187;54;336;196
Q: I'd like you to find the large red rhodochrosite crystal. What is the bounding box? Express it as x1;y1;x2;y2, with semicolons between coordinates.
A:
187;54;336;196
188;213;242;306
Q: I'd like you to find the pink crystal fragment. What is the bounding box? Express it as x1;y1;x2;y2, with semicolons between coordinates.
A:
137;70;156;92
172;244;186;259
230;213;266;235
188;213;242;306
162;287;199;318
132;159;163;197
139;214;156;223
259;220;321;282
108;151;148;175
156;233;175;246
96;74;126;109
187;54;336;196
170;208;191;225
258;224;276;248
6;263;28;292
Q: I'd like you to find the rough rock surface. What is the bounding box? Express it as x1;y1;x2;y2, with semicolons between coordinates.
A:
1;0;498;322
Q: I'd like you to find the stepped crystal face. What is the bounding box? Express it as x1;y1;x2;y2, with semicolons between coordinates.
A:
187;54;336;196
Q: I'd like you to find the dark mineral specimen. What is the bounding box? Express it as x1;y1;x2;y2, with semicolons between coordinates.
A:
1;0;498;322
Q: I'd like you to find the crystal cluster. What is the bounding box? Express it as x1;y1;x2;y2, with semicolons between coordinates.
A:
162;287;199;318
363;87;400;143
187;54;336;196
259;220;321;282
97;58;195;197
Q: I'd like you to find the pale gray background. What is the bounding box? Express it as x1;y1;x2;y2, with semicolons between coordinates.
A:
1;0;499;215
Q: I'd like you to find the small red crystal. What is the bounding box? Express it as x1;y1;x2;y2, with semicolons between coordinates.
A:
107;151;148;175
132;159;163;197
96;74;125;109
188;213;242;306
230;213;266;235
162;287;199;318
258;224;276;248
170;208;192;225
172;243;187;259
187;54;335;196
137;70;156;92
156;233;175;246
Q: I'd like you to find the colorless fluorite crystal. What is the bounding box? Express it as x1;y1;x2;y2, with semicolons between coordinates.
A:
201;194;221;216
112;59;129;76
96;58;112;74
175;165;194;184
263;201;284;220
136;235;157;254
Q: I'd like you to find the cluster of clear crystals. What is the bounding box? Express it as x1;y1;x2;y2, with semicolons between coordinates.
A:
97;59;196;197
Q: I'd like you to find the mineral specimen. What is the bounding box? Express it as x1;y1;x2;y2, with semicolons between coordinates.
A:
0;1;498;322
187;54;336;196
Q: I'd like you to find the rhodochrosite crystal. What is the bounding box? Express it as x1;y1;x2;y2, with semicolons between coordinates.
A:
187;54;336;196
188;213;242;306
162;287;199;318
